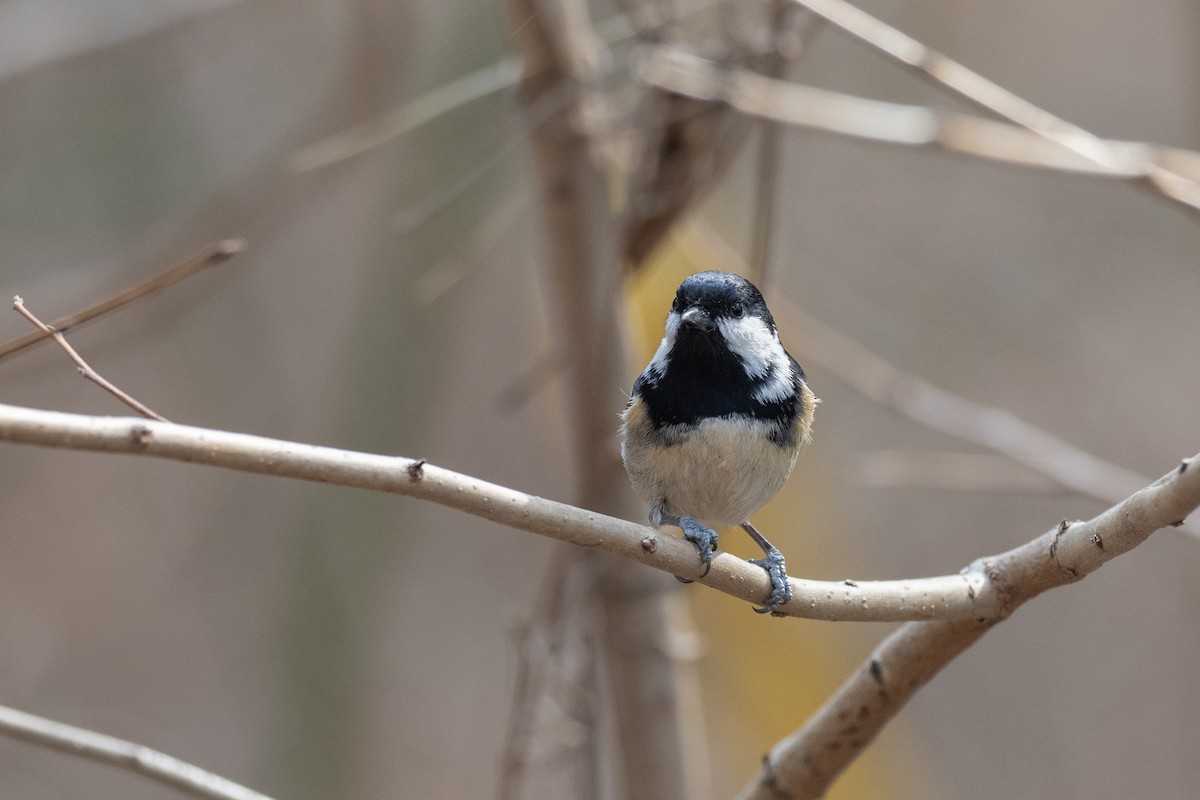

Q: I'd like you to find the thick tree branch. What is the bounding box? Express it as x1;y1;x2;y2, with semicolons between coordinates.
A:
737;455;1200;800
0;704;274;800
1;404;1195;627
506;0;693;797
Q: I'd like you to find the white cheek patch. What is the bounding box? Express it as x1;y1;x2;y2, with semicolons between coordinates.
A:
643;311;681;384
716;315;794;404
717;314;785;367
716;316;777;376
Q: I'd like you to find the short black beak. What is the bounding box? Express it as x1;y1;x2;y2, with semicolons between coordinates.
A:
680;306;715;332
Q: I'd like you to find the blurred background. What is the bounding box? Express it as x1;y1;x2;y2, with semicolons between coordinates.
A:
0;0;1198;798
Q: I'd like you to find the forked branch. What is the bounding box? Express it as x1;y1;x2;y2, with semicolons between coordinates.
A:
11;298;168;422
737;455;1200;799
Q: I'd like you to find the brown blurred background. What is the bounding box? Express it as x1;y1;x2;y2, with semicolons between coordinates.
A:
1;1;1198;798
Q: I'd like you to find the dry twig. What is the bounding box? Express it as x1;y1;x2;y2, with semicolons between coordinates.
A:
788;0;1200;212
0;240;246;362
636;47;1200;183
288;3;725;175
0;704;274;800
858;450;1060;493
11;298;168;422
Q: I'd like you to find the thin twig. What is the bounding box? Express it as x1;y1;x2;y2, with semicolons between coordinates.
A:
412;183;534;306
858;450;1060;493
0;240;246;362
290;59;523;173
749;115;783;286
495;350;565;414
0;704;274;800
289;1;725;175
11;298;169;422
787;0;1200;213
776;296;1152;503
747;0;813;286
636;47;1200;184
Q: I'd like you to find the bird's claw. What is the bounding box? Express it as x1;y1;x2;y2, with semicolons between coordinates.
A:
749;546;792;615
673;516;718;583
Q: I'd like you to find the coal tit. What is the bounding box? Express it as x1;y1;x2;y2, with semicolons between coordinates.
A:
620;271;816;614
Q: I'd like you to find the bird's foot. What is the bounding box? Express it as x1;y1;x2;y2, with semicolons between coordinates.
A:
672;516;718;583
749;545;793;615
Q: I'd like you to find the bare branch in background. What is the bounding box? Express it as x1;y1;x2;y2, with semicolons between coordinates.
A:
505;0;691;797
290;60;523;173
0;704;274;800
736;454;1200;800
0;240;246;362
621;3;823;269
637;47;1200;186
11;298;169;422
788;0;1200;213
747;2;819;285
496;550;602;800
411;184;535;306
857;451;1061;493
777;296;1156;504
621;84;750;268
289;2;725;175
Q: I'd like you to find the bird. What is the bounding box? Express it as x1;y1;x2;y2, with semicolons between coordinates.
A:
620;271;816;614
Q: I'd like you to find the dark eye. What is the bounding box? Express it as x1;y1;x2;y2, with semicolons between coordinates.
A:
671;296;684;312
730;302;745;318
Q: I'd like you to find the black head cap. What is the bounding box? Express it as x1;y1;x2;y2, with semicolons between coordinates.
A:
672;271;775;331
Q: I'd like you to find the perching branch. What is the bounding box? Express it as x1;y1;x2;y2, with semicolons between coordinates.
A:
0;703;274;800
736;454;1200;800
11;298;169;422
1;403;1196;627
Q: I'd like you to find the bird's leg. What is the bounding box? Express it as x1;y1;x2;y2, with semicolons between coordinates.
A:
652;506;718;582
742;522;793;615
